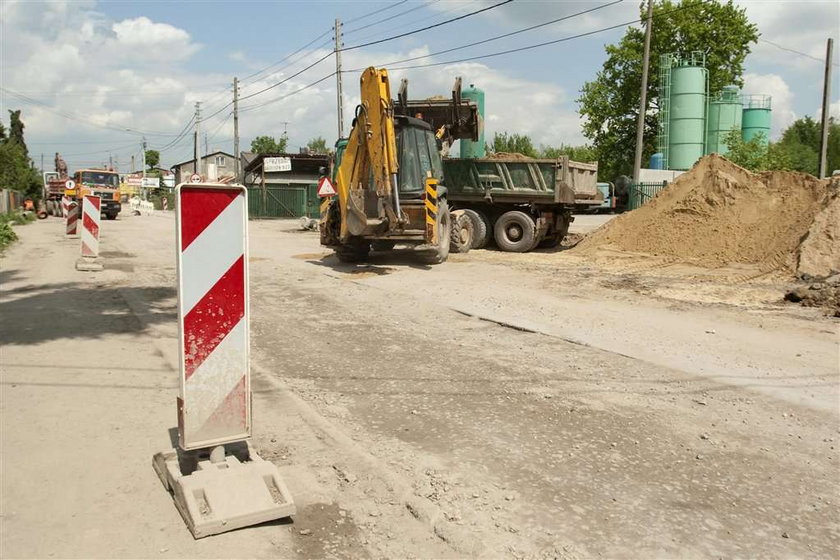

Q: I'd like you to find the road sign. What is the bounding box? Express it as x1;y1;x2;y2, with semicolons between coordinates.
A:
80;196;101;258
65;180;75;190
317;176;337;197
264;157;292;173
189;173;202;183
176;183;250;450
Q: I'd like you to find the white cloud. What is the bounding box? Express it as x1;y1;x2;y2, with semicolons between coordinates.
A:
111;16;200;60
742;72;795;138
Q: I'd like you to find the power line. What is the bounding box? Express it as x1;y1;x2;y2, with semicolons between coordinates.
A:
0;87;184;137
346;0;624;72
347;0;478;45
362;3;694;72
239;71;337;112
341;0;515;52
238;51;334;103
343;0;440;36
153;115;197;152
759;38;840;67
240;28;333;84
344;0;409;26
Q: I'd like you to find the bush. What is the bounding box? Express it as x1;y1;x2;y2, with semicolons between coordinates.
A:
0;221;18;251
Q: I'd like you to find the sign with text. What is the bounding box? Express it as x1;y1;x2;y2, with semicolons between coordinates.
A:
264;157;292;173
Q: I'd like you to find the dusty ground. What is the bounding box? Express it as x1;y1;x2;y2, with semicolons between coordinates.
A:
1;212;838;559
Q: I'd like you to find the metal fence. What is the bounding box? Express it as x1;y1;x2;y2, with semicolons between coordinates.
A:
0;189;24;214
627;181;668;210
246;184;320;219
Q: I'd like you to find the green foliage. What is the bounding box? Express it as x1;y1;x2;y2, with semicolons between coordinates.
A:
145;149;160;169
774;116;840;176
0;132;42;199
306;136;329;154
578;0;759;180
8;110;27;156
490;132;538;157
723;129;791;171
0;209;35;252
250;135;288;154
540;144;598;162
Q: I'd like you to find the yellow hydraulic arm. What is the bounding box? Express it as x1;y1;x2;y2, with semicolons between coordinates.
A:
333;67;403;240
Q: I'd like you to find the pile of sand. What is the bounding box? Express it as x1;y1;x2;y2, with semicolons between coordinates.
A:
488;152;534;160
573;154;838;277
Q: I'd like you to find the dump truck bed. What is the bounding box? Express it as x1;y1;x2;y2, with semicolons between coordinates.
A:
442;156;601;207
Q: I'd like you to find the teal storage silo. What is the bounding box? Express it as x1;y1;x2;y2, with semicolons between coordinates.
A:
667;54;708;170
706;85;742;155
742;94;772;145
460;84;485;159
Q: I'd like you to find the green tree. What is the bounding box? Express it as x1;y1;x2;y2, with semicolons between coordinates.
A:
490;132;538;157
540;144;597;162
250;135;288;154
578;0;759;181
145;149;160;169
774;116;840;175
723;129;790;171
0;110;41;199
307;136;329;154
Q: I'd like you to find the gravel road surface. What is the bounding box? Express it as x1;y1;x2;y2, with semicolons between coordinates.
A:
1;213;837;558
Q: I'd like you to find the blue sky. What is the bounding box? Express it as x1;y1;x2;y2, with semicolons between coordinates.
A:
2;0;838;173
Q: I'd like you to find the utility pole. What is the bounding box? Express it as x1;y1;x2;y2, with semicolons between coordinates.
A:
109;152;113;170
131;155;135;173
633;0;654;183
40;153;44;173
141;137;147;200
818;37;834;179
334;18;345;139
204;133;209;158
233;76;240;182
194;101;202;178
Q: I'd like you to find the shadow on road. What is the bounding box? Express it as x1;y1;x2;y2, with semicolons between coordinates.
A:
305;250;433;274
0;281;175;346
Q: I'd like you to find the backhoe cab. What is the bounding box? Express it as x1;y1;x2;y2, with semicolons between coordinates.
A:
320;67;452;264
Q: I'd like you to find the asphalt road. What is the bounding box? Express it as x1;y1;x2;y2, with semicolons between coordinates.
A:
1;213;837;558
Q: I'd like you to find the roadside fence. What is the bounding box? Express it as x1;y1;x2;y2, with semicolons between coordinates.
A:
627;181;669;210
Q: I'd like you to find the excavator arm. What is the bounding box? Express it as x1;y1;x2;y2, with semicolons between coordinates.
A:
333;67;403;240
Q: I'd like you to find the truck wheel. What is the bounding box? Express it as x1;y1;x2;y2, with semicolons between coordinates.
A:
462;209;489;249
371;240;396;251
421;200;451;264
538;234;562;249
106;213;118;220
450;212;474;254
494;211;536;252
335;238;370;263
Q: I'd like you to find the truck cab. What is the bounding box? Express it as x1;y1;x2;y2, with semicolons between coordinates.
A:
71;169;122;220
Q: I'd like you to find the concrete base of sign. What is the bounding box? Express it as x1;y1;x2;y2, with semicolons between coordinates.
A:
64;234;79;240
152;442;295;539
75;257;103;271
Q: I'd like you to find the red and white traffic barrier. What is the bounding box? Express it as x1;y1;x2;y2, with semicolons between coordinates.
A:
65;201;79;237
177;185;250;448
81;195;101;258
153;183;294;539
75;196;102;271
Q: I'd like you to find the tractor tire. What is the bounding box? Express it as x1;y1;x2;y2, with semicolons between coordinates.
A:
335;239;370;263
106;213;118;220
494;210;536;253
371;240;396;251
462;208;489;249
420;200;451;264
450;212;474;254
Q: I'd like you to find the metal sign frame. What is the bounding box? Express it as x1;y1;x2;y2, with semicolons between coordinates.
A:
175;183;251;450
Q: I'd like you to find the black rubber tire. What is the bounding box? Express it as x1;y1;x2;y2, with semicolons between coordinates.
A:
371;240;396;251
335;238;370;263
420;200;451;264
494;211;536;252
450;212;474;254
106;213;118;220
462;209;489;249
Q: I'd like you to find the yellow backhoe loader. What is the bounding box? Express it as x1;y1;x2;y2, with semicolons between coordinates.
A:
320;67;466;264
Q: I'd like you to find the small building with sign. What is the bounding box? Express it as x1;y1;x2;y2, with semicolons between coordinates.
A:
170;150;237;185
243;152;330;219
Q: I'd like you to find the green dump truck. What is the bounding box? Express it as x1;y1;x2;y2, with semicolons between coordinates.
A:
442;155;602;251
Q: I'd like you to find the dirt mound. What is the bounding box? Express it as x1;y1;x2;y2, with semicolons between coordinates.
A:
488;152;534;160
573;154;832;274
797;182;840;278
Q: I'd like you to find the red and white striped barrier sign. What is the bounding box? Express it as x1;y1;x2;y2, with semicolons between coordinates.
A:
176;184;250;450
80;196;101;257
61;196;70;218
65;201;79;237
